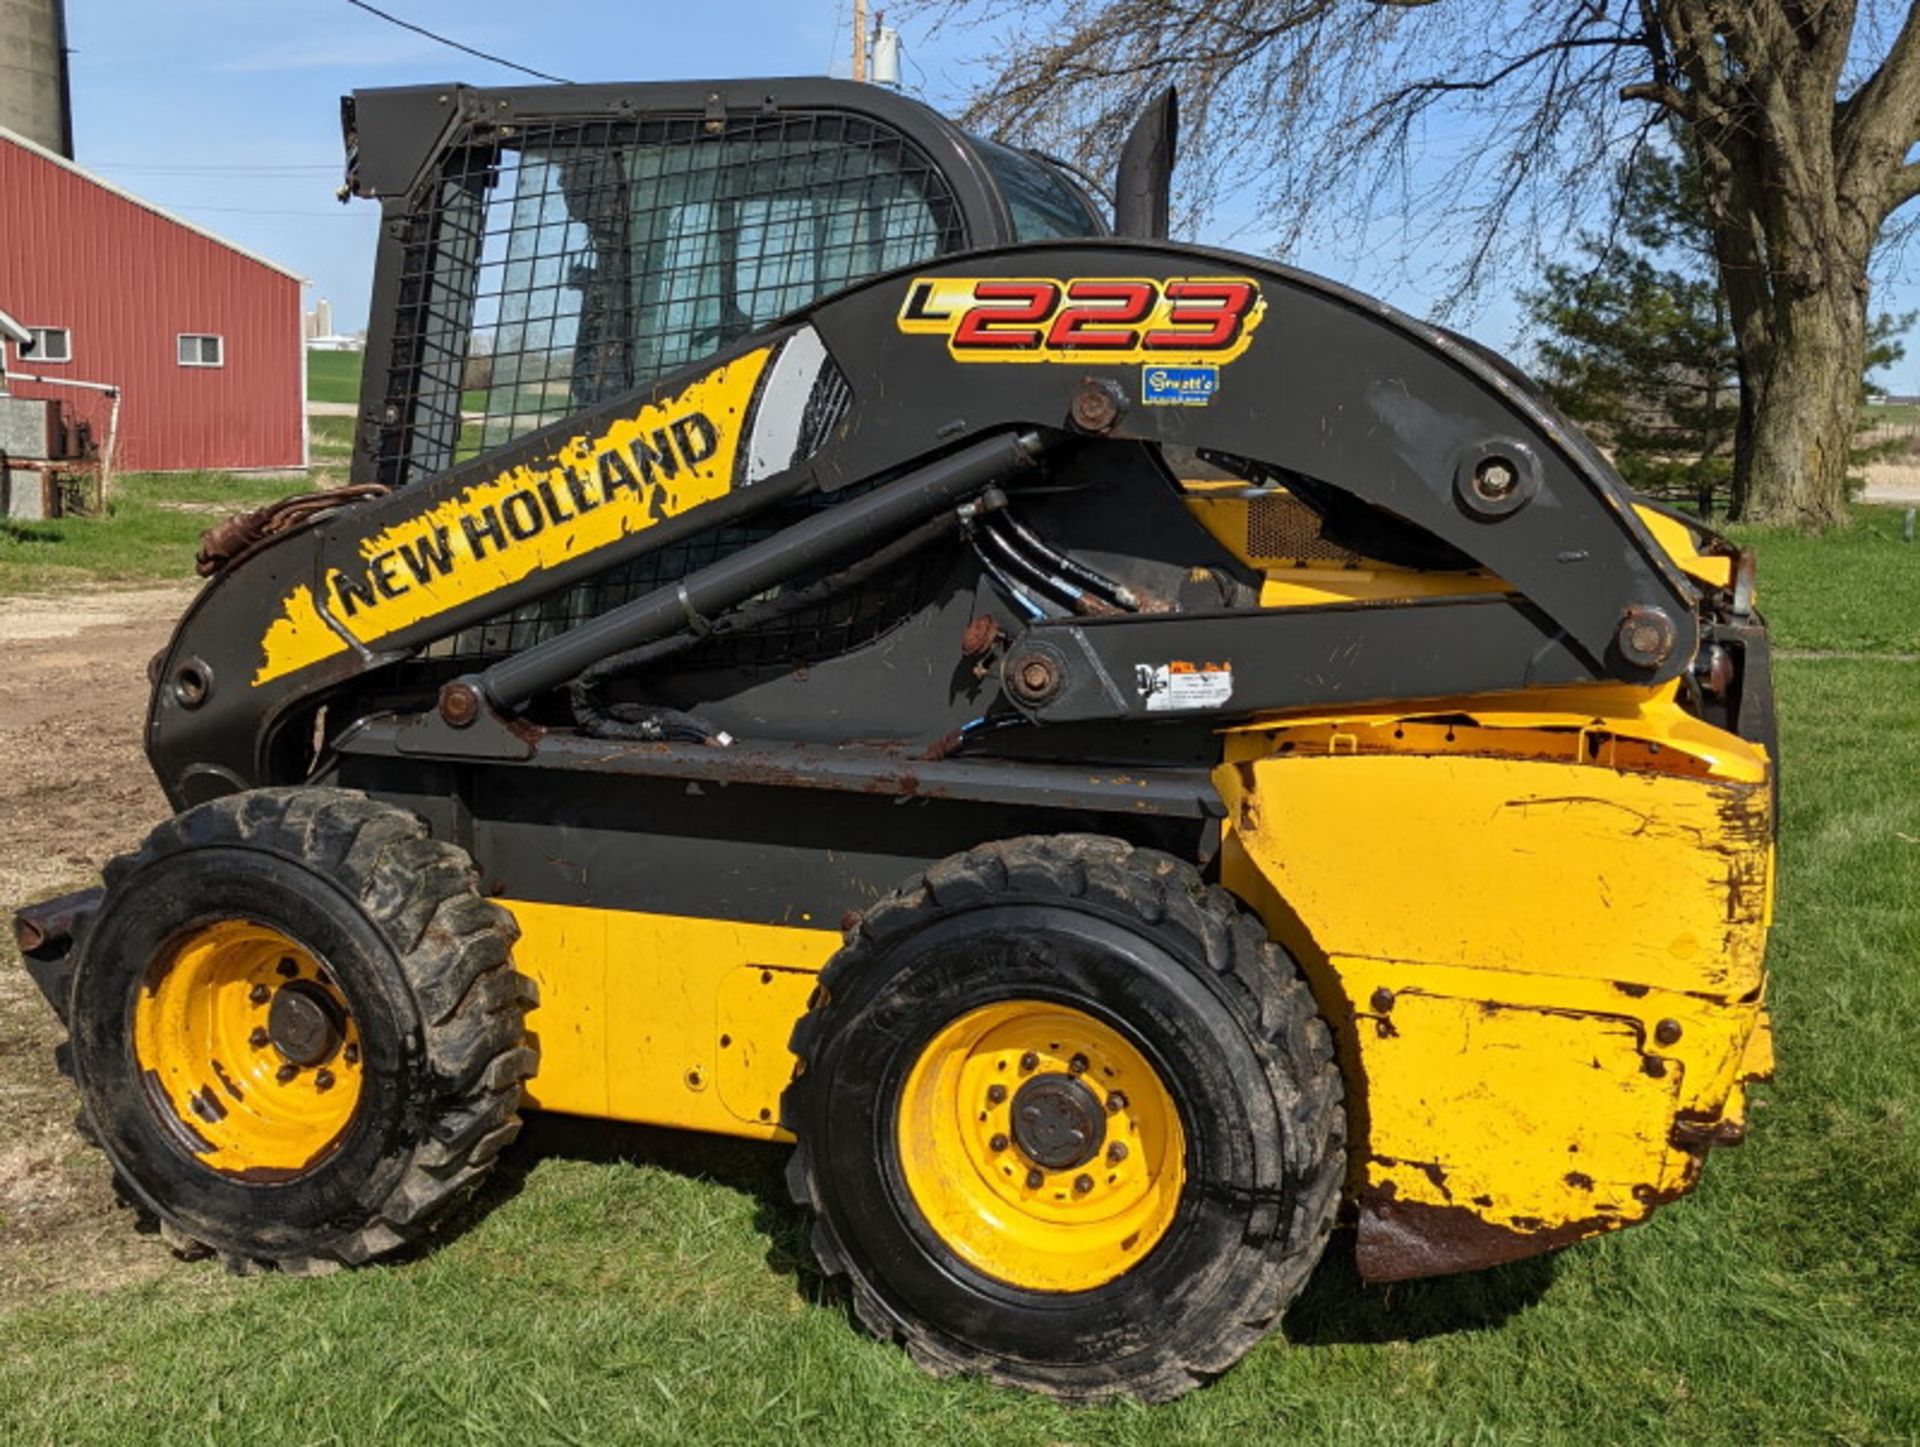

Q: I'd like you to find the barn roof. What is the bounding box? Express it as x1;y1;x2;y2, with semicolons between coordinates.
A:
0;126;308;284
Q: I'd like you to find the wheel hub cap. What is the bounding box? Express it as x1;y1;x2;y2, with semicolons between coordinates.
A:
1010;1073;1106;1170
267;980;345;1067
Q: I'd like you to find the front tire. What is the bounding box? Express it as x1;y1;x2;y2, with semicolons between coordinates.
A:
782;835;1345;1402
67;788;535;1273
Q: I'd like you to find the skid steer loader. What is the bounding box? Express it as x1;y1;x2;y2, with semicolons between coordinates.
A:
14;79;1776;1402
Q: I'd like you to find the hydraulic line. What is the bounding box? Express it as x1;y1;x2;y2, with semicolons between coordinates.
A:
973;518;1117;617
991;506;1140;611
477;429;1055;711
569;509;967;741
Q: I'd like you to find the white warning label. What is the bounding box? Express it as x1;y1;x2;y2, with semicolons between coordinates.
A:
1135;660;1234;712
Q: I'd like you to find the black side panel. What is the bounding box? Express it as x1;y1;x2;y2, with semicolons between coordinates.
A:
334;756;1204;926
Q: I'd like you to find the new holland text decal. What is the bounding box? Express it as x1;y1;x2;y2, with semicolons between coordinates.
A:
897;276;1265;365
251;334;841;687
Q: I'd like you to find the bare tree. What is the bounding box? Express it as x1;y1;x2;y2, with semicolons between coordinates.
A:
920;0;1920;530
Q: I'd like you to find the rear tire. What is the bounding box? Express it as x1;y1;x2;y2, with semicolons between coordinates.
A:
782;834;1345;1402
66;787;535;1274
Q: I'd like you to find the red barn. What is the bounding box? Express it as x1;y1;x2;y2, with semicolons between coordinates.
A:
0;125;306;472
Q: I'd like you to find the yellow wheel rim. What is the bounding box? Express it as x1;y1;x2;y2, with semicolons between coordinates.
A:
132;920;364;1178
895;1000;1186;1293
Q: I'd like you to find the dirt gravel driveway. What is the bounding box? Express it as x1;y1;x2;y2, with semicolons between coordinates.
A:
0;585;198;1305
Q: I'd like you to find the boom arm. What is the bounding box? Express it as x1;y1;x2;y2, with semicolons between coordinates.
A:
147;241;1710;806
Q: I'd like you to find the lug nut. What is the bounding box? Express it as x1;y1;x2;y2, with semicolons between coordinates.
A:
1025;1168;1045;1189
1019;1051;1039;1073
989;1133;1009;1152
1107;1141;1128;1164
986;1084;1007;1105
248;983;271;1005
1073;1174;1094;1195
275;1064;298;1084
249;1027;270;1049
314;1069;335;1093
1068;1053;1089;1075
343;1043;360;1065
1106;1091;1128;1114
276;957;299;978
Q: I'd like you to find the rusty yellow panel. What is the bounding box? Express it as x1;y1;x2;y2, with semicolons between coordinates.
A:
1353;982;1682;1221
1219;748;1771;998
715;965;822;1130
503;901;838;1140
1222;682;1770;786
1305;953;1772;1278
1217;728;1773;1278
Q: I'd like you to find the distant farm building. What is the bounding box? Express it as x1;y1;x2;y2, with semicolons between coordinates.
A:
0;125;306;471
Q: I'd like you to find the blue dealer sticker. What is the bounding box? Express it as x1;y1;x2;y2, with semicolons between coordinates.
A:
1141;365;1219;405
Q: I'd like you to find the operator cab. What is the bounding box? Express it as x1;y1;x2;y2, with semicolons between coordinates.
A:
341;78;1116;493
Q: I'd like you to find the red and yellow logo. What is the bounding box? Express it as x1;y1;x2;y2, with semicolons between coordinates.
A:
897;276;1265;365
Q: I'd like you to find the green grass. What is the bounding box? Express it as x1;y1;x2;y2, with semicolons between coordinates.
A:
1865;400;1920;428
0;421;362;596
306;349;363;405
1;513;1918;1440
1729;505;1920;654
0;472;306;595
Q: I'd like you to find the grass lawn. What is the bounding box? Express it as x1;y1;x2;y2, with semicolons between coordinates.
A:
0;419;356;596
1728;506;1920;654
0;511;1917;1440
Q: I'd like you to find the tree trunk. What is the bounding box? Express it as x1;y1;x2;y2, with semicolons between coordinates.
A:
1739;278;1868;531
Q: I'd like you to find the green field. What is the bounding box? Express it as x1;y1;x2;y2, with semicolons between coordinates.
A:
1;506;1917;1440
306;349;364;406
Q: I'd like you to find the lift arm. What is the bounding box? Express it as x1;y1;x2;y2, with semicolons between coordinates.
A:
146;240;1711;805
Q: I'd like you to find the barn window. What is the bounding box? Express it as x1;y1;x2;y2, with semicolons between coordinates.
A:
25;327;70;364
177;334;224;368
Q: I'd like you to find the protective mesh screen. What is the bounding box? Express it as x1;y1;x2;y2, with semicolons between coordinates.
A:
377;109;963;490
1245;492;1362;563
380;107;964;661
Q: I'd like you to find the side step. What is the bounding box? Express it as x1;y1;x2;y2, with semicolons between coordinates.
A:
13;885;103;1025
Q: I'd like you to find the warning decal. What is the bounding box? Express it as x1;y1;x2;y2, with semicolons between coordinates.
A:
1135;660;1234;712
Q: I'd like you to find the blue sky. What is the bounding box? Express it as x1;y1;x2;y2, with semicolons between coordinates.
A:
60;1;1920;387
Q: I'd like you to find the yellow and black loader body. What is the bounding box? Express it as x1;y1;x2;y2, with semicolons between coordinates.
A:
16;79;1775;1401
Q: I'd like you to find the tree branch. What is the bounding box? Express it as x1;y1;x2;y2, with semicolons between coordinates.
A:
1835;0;1920;204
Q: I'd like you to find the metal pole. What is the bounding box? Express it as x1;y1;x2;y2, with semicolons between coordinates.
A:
852;0;868;82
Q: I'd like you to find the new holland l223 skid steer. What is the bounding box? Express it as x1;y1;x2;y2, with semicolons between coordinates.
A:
15;79;1776;1401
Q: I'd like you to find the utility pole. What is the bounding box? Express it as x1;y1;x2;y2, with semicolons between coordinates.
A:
852;0;868;82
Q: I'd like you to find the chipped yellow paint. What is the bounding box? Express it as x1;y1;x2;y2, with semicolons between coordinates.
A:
1220;680;1771;785
504;899;837;1140
253;347;774;686
1217;708;1773;1248
255;583;346;681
